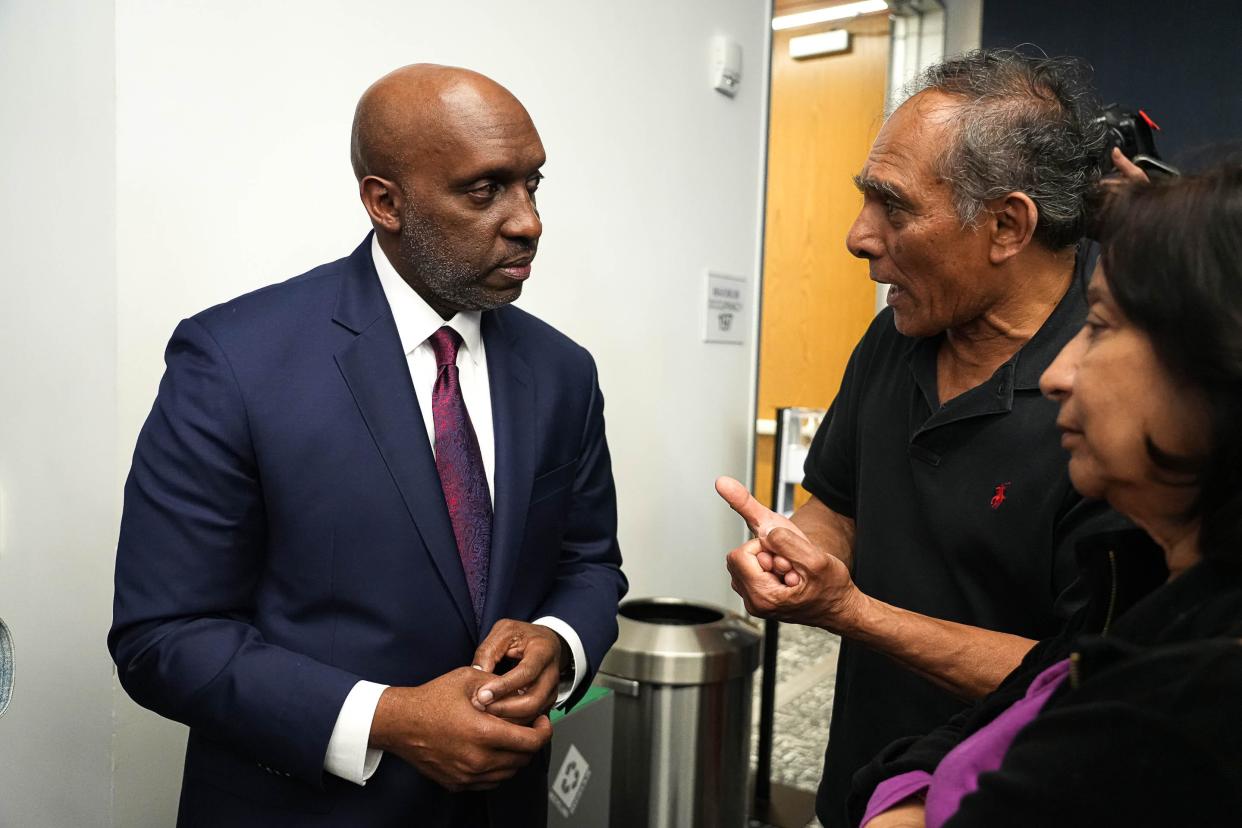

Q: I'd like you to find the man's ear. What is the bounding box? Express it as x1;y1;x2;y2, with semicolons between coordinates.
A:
359;175;403;234
987;191;1039;265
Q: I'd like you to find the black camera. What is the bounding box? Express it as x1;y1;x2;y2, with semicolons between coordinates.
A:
1083;104;1179;241
1095;104;1180;177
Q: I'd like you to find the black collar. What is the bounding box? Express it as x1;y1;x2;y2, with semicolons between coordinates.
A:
1011;270;1087;391
906;253;1089;424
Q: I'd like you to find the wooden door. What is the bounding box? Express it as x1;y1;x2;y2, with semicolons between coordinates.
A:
753;4;891;507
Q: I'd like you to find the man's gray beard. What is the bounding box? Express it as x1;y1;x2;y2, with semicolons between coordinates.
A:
396;208;511;312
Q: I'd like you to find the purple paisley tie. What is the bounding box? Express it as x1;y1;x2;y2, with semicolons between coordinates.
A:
428;326;491;624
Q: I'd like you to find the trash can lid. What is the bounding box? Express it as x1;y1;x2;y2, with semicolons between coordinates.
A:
598;598;761;686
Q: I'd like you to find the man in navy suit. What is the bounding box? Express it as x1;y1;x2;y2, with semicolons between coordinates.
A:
109;64;627;826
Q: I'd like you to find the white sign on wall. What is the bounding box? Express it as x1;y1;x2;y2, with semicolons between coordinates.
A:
703;271;748;344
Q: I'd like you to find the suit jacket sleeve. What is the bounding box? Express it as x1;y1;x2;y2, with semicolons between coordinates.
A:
531;356;626;703
109;317;360;786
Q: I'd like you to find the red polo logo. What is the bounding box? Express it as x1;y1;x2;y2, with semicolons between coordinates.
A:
990;482;1011;510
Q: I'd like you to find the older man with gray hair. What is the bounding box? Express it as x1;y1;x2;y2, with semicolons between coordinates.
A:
717;49;1130;827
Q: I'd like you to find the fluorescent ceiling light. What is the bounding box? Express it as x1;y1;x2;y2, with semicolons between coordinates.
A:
790;29;851;59
772;0;889;31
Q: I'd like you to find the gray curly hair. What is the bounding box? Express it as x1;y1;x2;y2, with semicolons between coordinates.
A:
903;49;1108;250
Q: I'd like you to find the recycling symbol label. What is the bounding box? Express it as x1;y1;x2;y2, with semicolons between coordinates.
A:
549;743;591;818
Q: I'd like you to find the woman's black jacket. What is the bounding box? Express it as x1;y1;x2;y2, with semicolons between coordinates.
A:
847;529;1242;827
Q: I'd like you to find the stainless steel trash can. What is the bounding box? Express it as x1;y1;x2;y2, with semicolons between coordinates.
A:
595;597;762;828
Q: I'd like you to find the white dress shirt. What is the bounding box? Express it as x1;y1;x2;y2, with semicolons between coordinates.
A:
322;235;587;786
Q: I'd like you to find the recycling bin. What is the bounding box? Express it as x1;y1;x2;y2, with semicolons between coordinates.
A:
595;597;762;828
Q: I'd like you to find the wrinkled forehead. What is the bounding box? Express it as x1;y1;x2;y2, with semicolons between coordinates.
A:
862;90;962;184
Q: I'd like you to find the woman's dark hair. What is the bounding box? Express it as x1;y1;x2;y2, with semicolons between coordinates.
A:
1098;165;1242;566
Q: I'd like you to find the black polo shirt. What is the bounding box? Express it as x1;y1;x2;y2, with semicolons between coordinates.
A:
802;270;1125;827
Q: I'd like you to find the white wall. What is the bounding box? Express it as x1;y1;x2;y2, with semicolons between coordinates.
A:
3;1;772;825
0;1;119;825
944;0;984;57
114;1;771;612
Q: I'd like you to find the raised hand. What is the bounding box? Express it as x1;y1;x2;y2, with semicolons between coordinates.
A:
1103;146;1152;187
715;475;804;586
726;526;865;633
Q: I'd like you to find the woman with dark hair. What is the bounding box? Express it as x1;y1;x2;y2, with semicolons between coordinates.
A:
848;165;1242;827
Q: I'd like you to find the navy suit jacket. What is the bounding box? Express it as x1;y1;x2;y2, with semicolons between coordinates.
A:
109;237;627;826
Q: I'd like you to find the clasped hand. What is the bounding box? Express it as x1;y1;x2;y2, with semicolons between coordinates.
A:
471;619;566;723
370;620;565;791
715;476;865;633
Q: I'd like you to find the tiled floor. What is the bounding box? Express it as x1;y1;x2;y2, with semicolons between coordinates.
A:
749;622;840;828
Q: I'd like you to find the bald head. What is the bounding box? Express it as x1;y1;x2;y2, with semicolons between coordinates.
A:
350;64;533;183
350;64;546;319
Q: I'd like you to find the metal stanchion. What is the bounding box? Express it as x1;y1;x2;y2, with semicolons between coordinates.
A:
749;407;824;827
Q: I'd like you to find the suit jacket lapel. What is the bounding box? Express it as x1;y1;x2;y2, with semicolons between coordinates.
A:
331;237;479;640
481;309;535;633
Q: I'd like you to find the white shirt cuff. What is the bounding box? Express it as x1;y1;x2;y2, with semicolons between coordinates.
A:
324;680;388;786
532;616;587;706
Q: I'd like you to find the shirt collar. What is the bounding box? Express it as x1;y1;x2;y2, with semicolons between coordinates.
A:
1010;265;1087;390
371;234;483;365
908;255;1090;397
